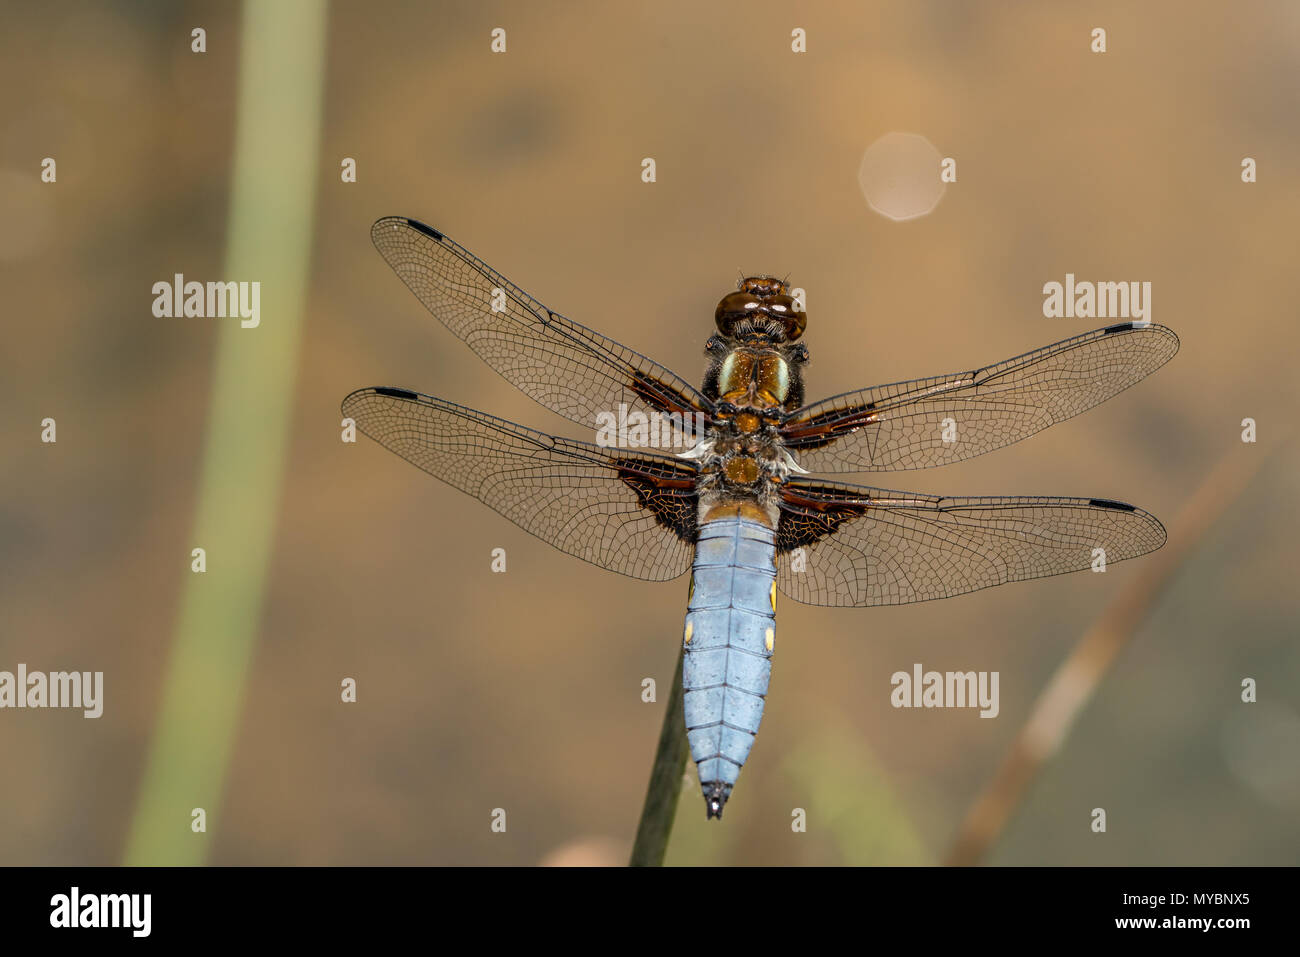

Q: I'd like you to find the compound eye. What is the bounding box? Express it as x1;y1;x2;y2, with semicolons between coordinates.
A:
761;295;805;340
715;292;761;334
782;308;807;341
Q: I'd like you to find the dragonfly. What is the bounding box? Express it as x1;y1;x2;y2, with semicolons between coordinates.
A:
343;216;1179;820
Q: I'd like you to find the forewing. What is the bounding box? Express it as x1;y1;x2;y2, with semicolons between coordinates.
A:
776;477;1166;606
371;217;711;443
342;387;698;581
781;323;1179;472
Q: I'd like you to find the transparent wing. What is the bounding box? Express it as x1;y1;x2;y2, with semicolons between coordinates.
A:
371;217;712;443
342;387;699;581
776;476;1166;607
781;323;1179;472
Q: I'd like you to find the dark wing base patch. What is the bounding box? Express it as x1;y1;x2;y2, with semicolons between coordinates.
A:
777;484;870;552
616;457;698;543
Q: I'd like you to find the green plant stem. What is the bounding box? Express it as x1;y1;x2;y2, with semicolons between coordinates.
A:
124;0;327;865
629;644;688;866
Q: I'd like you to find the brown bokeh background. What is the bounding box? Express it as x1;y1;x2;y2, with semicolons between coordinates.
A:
1;0;1297;865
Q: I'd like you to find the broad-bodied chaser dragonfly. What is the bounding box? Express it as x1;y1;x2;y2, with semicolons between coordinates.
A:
343;217;1179;819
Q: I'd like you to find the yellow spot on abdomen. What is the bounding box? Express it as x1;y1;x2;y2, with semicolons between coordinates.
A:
770;580;777;612
765;627;774;652
684;621;694;645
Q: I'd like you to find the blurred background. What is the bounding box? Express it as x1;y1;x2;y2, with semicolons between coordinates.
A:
1;0;1297;866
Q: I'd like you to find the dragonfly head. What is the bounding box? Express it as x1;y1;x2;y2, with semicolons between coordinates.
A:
715;276;807;343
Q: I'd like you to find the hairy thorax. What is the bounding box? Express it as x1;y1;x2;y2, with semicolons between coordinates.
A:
689;341;809;529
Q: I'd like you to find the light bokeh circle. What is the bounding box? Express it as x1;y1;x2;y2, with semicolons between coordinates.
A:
858;132;946;222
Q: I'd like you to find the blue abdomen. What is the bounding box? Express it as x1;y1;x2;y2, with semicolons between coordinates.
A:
682;514;778;818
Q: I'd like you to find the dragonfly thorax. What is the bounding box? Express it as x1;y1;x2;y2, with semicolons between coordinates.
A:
718;349;790;407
